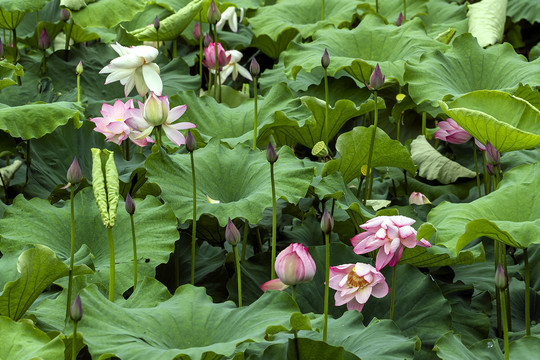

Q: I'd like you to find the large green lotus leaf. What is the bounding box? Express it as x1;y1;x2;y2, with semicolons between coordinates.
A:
410;135;476;184
419;0;468;39
428;162;540;257
71;0;147;28
467;0;507;47
360;0;429;23
323;126;417;184
0;101;82;140
172;83;310;148
34;279;301;360
0;316;65;360
0;60;23;91
433;332;503;360
0;245;91;321
405;34;540;105
284;15;446;85
0;0;52;12
439;91;540;152
144;141;315;227
0;188;179;294
248;0;364;41
507;0;540;24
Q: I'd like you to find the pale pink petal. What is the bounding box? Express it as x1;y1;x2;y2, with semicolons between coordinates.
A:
125;116;150;132
371;280;389;298
168;122;196;131
391;215;416;227
353;263;373;277
162;124;186;146
167;104;187;123
376;249;393;270
260;278;289;291
106;121;128;133
354;286;372;304
334;290;356;306
418;239;432;248
388;246;404;267
346;299;364;312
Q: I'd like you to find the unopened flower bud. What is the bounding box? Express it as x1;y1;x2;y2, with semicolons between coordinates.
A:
321;48;330;69
485;141;500;166
75;61;83;75
70;295;83;322
320;208;334;235
67;157;83;185
225;218;241;245
38;29;51;50
495;263;508;290
409;192;431;205
185;130;197;152
249;57;260;78
204;33;212;48
125;193;136;215
366;64;384;91
143;92;168;126
153;16;160;30
60;8;70;22
266;142;278;164
275;243;316;286
396;12;404;26
207;0;221;25
193;22;201;41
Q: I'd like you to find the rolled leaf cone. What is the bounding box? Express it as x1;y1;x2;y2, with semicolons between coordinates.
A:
91;148;119;228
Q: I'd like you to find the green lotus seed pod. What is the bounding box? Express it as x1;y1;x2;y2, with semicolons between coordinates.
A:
311;141;329;158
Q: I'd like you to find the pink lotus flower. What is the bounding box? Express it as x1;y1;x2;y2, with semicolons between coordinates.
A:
329;263;389;312
434;118;472;144
351;216;432;270
202;42;230;71
409;192;431;205
90;99;153;147
126;92;196;147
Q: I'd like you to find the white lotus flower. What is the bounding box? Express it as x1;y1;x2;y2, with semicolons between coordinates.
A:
99;42;163;97
220;50;252;82
216;7;243;32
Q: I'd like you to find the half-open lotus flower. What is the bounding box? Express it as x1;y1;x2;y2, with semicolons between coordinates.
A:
434;118;472;144
220;50;252;82
99;42;162;97
202;42;230;71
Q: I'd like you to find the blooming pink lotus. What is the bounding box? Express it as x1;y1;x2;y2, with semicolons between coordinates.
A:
90;99;153;147
434;118;472;144
351;215;431;270
126;92;196;147
202;42;230;71
329;263;389;312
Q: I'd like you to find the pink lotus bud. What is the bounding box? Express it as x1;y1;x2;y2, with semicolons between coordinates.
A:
225;218;241;245
495;264;508;290
396;12;404;26
70;295;83;322
60;8;70;22
204;33;212;48
153;16;160;30
434;118;472;144
207;0;221;25
409;192;431;205
143;92;168;126
274;243;316;286
38;29;50;50
485;141;500;166
67;157;83;185
185;130;196;152
320;208;334;235
321;48;330;69
193;22;201;41
202;43;230;70
266;142;278;164
249;57;260;77
366;64;384;91
125;193;136;215
75;61;83;75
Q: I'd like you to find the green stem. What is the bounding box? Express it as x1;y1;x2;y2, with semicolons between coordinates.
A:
482;152;490;195
376;0;379;13
495;241;502;336
71;321;78;360
172;37;177;58
390;265;396;320
323;67;329;146
321;0;325;20
107;226;115;302
323;233;330;342
199;13;203;87
65;18;74;61
270;162;277;279
256;227;263;253
397;111;403;142
473;139;482;198
241;220;249;262
130;214;137;290
524;247;531;335
25;139;30;185
403;0;407;20
190;151;197;285
292;285;296;301
156;29;159;55
500;288;510;360
421;112;426;137
252;76;258;150
76;74;80;103
501;244;512;331
234;244;242;307
174;241;180;288
364;90;378;202
66;186;76;322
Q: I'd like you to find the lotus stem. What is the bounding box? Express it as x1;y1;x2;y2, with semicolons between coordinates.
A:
472;139;482;198
233;244;242;307
397;111;403;142
390;265;397;320
292;284;296;301
421;112;426;137
323;232;330;342
172;37;177;58
64;16;74;61
500;287;510;360
495;241;502;336
376;0;379;13
403;0;407;20
270;162;277;279
76;72;81;103
323;67;329;146
241;220;249;261
321;0;325;20
190;150;197;285
364;90;378;202
483;152;490;195
130;214;137;290
501;244;512;331
252;76;258;150
256;227;263;253
25;139;30;185
524;247;531;335
71;321;78;360
66;186;76;322
107;226;115;302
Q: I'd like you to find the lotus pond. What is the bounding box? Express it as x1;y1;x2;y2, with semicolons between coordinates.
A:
1;0;540;359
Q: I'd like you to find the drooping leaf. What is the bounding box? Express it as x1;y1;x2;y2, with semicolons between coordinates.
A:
467;0;507;47
506;0;540;24
410;135;476;184
323;126;417;184
0;60;24;91
439;90;540;152
144;141;315;226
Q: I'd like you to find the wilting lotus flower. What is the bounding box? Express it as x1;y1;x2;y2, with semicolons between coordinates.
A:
91;99;153;147
99;42;162;97
202;42;230;71
329;263;389;312
261;243;316;291
351;215;432;270
220;50;252;82
126;93;196;147
216;7;241;32
434;118;472;144
409;192;431;205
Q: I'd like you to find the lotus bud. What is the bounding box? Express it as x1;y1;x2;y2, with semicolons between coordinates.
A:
266;142;278;164
70;295;83;322
204;33;212;48
143;92;168;126
367;64;384;91
485;141;500;166
207;0;221;25
60;8;70;22
409;192;431;205
495;264;508;290
185;130;196;153
275;243;317;286
193;22;201;41
225;218;241;245
320;208;334;235
321;48;330;69
249;57;260;78
67;157;83;185
396;12;404;26
125;193;136;215
486;162;496;176
153;16;160;30
311;141;329;158
75;61;83;75
38;29;51;50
